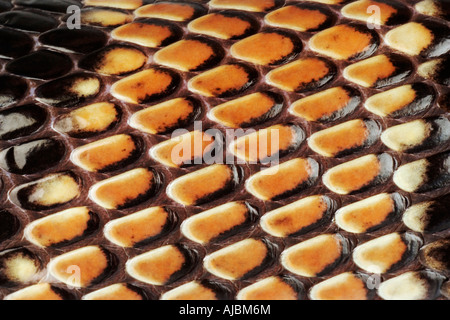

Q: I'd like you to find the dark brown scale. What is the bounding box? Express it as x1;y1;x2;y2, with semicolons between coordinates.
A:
14;0;81;13
6;50;73;80
0;104;47;140
378;0;412;26
420;239;450;274
417;151;450;193
47;285;77;300
0;27;33;59
0;10;58;32
35;73;102;108
0;75;28;108
0;0;12;12
39;27;108;54
431;1;450;20
427;55;450;86
414;194;450;233
0;138;66;175
439;92;450;112
442;281;450;299
0;210;20;243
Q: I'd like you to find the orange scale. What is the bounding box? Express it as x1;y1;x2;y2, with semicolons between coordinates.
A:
111;67;180;104
89;168;161;210
266;57;336;93
25;207;99;248
208;91;283;128
154;37;224;72
289;86;361;123
134;2;206;22
111;20;182;48
48;246;117;288
71;134;141;173
308;119;381;158
230;124;304;163
309;272;372;300
79;8;133;28
322;153;395;195
129;97;200;135
188;11;258;40
341;0;410;26
150;130;216;168
82;283;147;301
209;0;281;12
104;206;177;248
309;24;378;61
203;238;276;280
188;63;258;98
352;232;422;273
126;244;196;285
230;31;302;66
281;234;348;277
237;276;303;300
245;157;319;201
265;4;334;32
167;164;240;206
84;0;144;10
343;54;413;89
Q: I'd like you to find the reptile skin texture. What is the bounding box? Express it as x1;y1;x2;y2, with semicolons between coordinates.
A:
0;0;449;300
